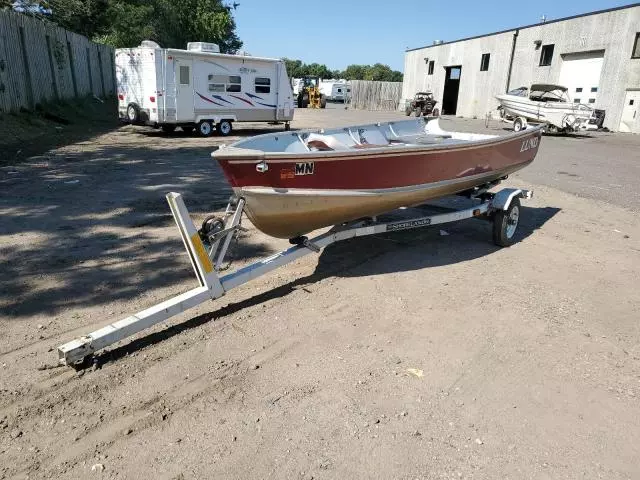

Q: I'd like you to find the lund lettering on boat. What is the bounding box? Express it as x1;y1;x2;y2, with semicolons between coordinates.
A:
386;218;431;232
520;137;539;152
295;162;315;175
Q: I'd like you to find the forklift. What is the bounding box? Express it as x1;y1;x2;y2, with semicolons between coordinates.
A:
296;77;327;109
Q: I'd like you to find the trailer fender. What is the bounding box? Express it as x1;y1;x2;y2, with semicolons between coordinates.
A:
491;188;533;211
195;115;237;124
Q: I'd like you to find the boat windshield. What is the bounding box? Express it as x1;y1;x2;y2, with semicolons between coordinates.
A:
529;87;569;103
507;87;528;97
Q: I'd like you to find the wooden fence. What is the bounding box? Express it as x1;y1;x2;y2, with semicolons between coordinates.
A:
0;10;115;113
347;80;403;111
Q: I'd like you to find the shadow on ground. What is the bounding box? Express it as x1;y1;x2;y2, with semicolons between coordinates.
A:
0;138;272;318
94;202;559;366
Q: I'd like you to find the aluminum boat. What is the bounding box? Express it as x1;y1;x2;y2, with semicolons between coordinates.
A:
212;117;541;239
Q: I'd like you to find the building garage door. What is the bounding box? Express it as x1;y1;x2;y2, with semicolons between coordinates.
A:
558;51;604;107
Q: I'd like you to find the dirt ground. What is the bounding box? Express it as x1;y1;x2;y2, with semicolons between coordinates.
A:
1;109;639;480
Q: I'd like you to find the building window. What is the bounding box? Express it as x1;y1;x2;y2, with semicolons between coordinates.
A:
631;99;635;106
480;53;490;71
255;77;271;94
575;87;583;93
208;75;241;93
428;60;434;75
539;44;554;66
591;87;598;92
574;99;581;103
179;66;190;85
588;98;596;103
632;32;640;59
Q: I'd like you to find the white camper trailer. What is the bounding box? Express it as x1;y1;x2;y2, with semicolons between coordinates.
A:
320;80;350;102
116;41;294;136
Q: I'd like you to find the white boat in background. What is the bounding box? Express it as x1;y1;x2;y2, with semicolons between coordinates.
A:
495;84;593;133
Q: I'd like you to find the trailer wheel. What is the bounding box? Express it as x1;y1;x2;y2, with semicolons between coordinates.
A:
161;125;176;134
284;122;290;131
217;120;233;136
197;120;213;137
320;96;327;109
126;103;140;123
492;197;521;247
513;117;525;132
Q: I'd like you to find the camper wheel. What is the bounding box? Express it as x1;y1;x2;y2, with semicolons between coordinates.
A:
217;120;233;137
126;103;140;123
197;120;214;137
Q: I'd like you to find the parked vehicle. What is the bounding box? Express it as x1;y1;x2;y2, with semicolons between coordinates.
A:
115;40;294;136
320;81;350;102
295;77;327;108
405;92;439;117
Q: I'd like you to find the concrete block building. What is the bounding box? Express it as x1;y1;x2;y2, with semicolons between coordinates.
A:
402;4;640;132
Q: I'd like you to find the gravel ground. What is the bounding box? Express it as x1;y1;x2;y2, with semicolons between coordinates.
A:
0;109;639;480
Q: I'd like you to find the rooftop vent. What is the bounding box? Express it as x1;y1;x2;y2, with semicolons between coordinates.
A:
432;40;444;45
140;40;160;48
187;42;220;53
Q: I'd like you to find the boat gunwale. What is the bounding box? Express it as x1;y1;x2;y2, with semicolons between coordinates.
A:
214;124;543;163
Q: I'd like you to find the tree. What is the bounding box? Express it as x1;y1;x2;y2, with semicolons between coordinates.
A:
342;64;368;80
39;0;242;51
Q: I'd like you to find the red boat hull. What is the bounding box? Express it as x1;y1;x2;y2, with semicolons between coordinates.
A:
214;125;542;238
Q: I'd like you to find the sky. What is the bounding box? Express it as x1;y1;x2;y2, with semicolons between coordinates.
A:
234;0;635;71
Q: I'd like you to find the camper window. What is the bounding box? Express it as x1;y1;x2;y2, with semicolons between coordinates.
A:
255;77;271;94
227;75;241;92
208;74;242;93
179;66;190;85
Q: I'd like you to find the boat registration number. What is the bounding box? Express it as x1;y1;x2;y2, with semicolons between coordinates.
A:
295;162;315;175
520;137;539;152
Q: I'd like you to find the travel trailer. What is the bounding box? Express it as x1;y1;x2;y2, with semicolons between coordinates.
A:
116;41;294;136
320;80;350;102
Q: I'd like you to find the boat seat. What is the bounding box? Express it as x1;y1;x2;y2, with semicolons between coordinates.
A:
306;133;351;151
393;134;453;145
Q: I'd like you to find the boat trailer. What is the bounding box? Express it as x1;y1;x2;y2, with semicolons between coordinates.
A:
57;186;532;366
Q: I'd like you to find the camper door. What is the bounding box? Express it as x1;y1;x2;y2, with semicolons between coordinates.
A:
175;58;194;121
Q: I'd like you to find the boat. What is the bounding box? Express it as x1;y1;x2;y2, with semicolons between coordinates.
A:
495;84;593;132
212;117;541;239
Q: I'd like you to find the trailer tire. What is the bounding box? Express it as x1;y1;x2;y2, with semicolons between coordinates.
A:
217;120;233;137
197;120;214;137
126;103;140;123
513;117;524;132
161;125;176;134
492;197;521;247
320;96;327;109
